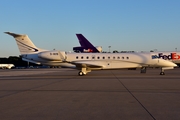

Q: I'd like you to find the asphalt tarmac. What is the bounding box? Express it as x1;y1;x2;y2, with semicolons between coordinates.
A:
0;68;180;120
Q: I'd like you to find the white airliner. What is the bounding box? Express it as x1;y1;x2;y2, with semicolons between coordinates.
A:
5;32;177;76
0;64;14;69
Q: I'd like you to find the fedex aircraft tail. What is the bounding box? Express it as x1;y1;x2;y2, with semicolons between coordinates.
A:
76;34;100;52
76;34;94;47
4;32;46;54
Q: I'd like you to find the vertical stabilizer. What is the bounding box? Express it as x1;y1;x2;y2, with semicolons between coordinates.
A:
5;32;45;54
76;34;100;52
76;34;94;48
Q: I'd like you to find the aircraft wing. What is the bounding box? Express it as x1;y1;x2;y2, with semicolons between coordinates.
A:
70;61;105;68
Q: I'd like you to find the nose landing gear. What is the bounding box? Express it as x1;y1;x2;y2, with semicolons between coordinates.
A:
160;69;165;75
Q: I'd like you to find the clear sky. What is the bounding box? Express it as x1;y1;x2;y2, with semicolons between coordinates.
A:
1;0;180;57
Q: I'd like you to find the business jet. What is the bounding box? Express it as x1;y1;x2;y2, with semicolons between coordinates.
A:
5;32;177;76
73;34;102;53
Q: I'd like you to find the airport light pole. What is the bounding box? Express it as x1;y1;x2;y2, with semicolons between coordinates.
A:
108;46;111;53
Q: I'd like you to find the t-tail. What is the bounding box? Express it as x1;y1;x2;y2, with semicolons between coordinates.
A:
75;34;100;52
4;32;46;54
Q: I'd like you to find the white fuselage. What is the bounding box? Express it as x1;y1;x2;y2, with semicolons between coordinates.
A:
65;52;176;70
21;51;177;69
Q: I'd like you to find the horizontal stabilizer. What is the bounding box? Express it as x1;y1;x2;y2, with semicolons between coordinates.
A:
4;32;24;38
4;31;46;54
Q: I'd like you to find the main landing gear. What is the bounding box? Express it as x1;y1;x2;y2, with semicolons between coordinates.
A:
140;67;146;73
140;67;165;75
78;71;86;76
78;68;91;76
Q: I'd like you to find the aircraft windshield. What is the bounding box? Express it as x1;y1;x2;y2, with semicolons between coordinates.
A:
151;55;159;59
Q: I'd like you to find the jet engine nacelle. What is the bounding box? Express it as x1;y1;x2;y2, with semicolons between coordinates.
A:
38;50;66;61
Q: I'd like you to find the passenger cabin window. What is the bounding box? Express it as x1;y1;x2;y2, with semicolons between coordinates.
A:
97;56;100;59
122;57;124;59
108;56;110;59
113;56;115;59
86;56;89;59
81;56;83;59
92;56;95;59
117;57;120;59
127;57;129;59
103;56;105;59
76;56;78;59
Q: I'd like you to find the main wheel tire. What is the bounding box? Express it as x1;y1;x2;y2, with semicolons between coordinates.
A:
78;71;84;76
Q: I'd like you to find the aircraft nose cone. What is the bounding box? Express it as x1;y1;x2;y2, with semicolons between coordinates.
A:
171;62;177;67
164;60;177;67
158;59;177;67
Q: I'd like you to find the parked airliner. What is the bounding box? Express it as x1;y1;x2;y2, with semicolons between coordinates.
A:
5;32;177;76
0;64;14;69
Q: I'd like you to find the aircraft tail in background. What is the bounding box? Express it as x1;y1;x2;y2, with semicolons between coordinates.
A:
73;34;101;53
4;32;46;54
76;34;95;48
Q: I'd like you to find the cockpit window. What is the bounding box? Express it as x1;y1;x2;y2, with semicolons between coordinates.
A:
152;55;158;59
53;53;58;55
